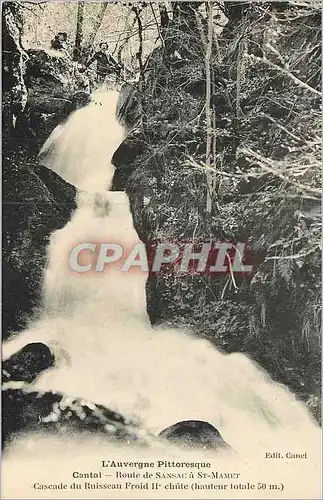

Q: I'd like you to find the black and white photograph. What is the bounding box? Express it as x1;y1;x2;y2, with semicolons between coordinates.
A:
1;0;322;498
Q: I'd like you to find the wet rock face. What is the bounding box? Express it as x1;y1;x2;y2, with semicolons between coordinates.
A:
2;156;76;340
26;49;78;104
116;82;141;131
18;49;90;151
2;389;143;451
25;48;89;113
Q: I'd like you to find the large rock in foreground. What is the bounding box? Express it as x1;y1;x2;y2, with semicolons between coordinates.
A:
2;388;143;450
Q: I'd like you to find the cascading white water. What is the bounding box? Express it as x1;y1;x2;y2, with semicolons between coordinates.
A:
38;91;125;192
2;90;321;499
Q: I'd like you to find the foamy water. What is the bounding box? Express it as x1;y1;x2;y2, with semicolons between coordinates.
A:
38;90;125;192
2;90;321;499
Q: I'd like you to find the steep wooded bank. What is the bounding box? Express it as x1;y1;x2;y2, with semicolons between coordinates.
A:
113;1;321;420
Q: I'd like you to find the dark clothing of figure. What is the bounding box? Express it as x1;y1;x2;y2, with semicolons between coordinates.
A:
51;32;68;50
86;50;121;78
51;38;67;50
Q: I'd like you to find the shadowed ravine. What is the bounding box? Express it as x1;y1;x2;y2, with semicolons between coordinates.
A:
2;90;321;499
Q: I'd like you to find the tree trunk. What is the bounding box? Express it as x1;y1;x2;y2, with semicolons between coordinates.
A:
73;1;85;62
117;13;136;66
205;1;214;213
85;3;108;58
132;6;144;75
132;6;146;129
159;3;169;30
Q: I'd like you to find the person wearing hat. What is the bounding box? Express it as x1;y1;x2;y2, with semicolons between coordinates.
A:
85;42;122;84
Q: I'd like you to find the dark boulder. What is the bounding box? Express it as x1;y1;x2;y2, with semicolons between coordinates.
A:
2;389;145;450
159;420;231;451
2;343;55;383
2;156;76;340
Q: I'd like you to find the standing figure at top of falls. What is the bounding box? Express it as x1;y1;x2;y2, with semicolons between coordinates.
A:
84;42;123;88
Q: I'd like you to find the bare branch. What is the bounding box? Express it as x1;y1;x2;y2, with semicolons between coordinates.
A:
246;53;321;97
259;112;314;146
265;245;321;261
150;4;164;47
239;147;321;196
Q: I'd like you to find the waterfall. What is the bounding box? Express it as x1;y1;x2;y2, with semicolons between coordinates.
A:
2;90;320;499
38;90;125;193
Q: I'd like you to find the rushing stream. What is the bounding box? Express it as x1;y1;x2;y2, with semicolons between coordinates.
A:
2;90;321;499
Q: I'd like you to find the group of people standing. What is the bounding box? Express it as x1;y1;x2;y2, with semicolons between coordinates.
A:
50;33;124;86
